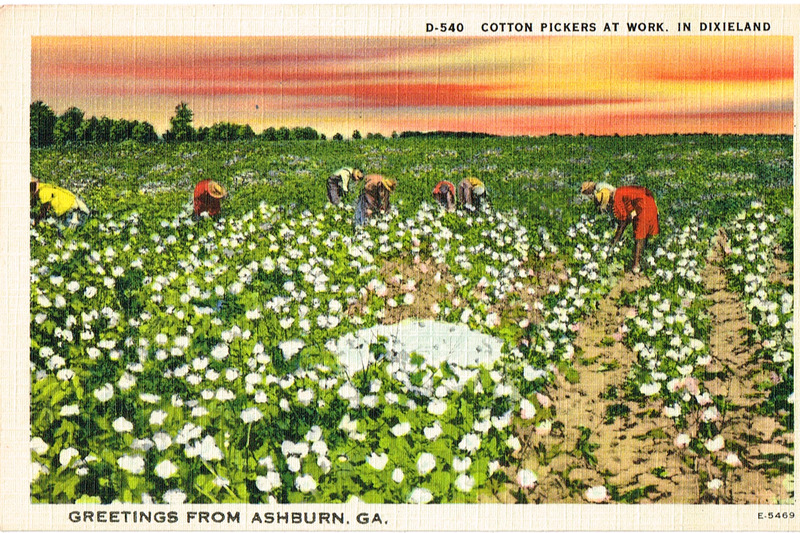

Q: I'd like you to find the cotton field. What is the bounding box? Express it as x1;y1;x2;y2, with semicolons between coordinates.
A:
30;135;794;504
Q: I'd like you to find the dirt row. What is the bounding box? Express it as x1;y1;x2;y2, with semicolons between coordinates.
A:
486;243;793;504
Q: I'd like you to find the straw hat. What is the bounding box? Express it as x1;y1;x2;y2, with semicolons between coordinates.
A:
75;198;90;214
595;188;612;211
352;169;364;180
382;178;397;192
580;181;596;195
208;181;227;199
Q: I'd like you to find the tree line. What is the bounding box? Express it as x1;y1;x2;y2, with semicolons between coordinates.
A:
30;101;384;147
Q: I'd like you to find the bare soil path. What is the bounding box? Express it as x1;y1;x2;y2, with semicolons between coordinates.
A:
497;245;793;504
702;247;793;503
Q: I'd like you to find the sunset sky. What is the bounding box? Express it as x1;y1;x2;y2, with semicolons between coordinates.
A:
32;36;793;137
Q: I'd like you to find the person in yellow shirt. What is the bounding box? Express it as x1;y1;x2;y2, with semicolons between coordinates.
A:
30;177;90;227
457;177;487;209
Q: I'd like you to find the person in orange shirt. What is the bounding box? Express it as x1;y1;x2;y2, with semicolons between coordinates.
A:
432;180;456;212
193;180;227;219
609;185;659;274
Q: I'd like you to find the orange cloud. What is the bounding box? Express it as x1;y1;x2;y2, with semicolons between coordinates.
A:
32;36;792;136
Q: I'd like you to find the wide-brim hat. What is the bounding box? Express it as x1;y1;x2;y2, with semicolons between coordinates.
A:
209;181;227;199
580;181;596;195
75;198;90;214
382;178;397;192
596;188;612;211
352;169;364;179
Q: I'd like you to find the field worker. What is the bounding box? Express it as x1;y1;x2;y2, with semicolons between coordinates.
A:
580;181;617;213
354;174;396;226
609;185;660;274
432;180;456;211
193;179;227;219
30;177;90;227
327;167;364;205
457;177;487;209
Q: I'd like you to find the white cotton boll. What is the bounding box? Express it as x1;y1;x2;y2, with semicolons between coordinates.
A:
112;417;133;433
458;433;481;453
31;437;49;455
516;469;538;488
520;398;537;420
427;399;447;416
286;456;301;472
585;485;610;503
407;487;433;504
423;422;442;441
117;455;145;474
198;435;224;461
366;453;389;471
704;435;725;452
392;468;405;484
416;453;436;475
724;453;742;467
391;422;411;437
311;440;328;456
453;456;472;472
162;489;187;504
154;460;178;479
639;382;661;396
93;383;114;402
294;474;317;493
473;419;491;433
256;472;282;492
305;426;323;443
454;474;475;492
153;432;172;451
149;410;168;426
240;407;263;423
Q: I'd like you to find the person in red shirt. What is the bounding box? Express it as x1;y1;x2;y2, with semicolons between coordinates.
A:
193;180;227;218
432;180;456;212
610;185;659;273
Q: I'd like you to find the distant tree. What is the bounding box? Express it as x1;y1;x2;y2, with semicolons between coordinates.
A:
352;129;362;140
76;116;98;143
237;124;255;140
290;126;319;140
110;119;133;143
132;121;158;143
93;116;113;144
332;132;343;141
30;101;56;147
320;133;327;141
261;127;277;141
276;126;291;141
391;131;399;139
366;132;384;139
52;106;85;145
196;126;210;142
207;122;232;141
166;102;196;142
